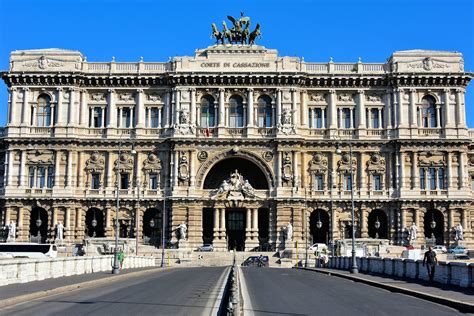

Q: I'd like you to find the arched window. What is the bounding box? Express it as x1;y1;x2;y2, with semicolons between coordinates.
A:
36;95;52;127
200;95;216;127
419;95;438;128
257;95;272;127
229;95;244;128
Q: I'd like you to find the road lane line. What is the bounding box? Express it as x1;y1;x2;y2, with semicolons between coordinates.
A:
238;267;255;316
206;266;230;316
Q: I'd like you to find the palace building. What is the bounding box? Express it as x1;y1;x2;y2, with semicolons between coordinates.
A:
0;32;473;251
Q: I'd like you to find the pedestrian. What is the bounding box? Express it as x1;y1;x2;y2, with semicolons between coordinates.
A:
422;246;438;282
118;248;125;271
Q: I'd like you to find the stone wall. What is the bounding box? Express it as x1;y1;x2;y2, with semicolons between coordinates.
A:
0;255;156;286
329;256;473;288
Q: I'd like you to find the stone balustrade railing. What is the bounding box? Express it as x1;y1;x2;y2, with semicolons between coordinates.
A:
329;256;473;288
0;255;156;286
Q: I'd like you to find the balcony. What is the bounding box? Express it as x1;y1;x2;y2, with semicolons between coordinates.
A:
257;127;274;137
418;128;443;137
29;127;53;136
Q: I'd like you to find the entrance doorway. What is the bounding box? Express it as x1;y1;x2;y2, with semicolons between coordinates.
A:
226;209;246;251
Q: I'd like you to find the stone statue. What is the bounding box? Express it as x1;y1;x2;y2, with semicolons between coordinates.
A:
210;169;255;199
210;13;261;45
454;224;463;241
408;222;418;241
281;108;292;125
285;222;293;241
7;221;16;241
178;223;187;240
56;222;64;240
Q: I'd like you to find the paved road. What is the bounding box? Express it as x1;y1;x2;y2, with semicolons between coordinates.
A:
240;268;463;315
1;267;228;316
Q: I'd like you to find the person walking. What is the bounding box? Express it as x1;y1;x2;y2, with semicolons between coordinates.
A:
118;248;125;271
423;246;438;282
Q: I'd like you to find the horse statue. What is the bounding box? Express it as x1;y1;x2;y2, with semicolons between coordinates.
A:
222;21;233;44
241;21;251;45
211;23;224;45
248;23;261;45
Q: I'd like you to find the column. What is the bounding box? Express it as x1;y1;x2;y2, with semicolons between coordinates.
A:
399;152;404;189
338;108;342;129
220;208;226;237
118;108;122;128
461;209;468;234
436;106;441;128
361;208;368;238
291;88;298;126
218;88;225;127
357;90;366;129
21;88;30;126
56;88;64;126
443;89;451;128
276;151;282;187
163;91;170;128
65;208;71;230
130;107;134;128
106;89;117;128
10;88;21;125
455;89;465;127
409;88;417;128
276;89;282;125
396;89;405;128
4;207;10;226
359;152;365;193
328;89;337;129
378;108;382;129
349;108;354;128
252;208;258;236
246;208;251;233
384;90;392;129
322;108;326;128
172;151;178;187
458;152;465;189
67;150;73;188
76;208;82;228
19;150;26;187
411;152;418;189
301;91;308;127
6;150;13;187
55;150;61;188
293;151;299;187
107;152;114;188
173;89;180;125
247;88;254;127
214;208;220;238
190;88;196;125
189;151;195;187
67;88;76;126
136;89;145;128
79;89;87;127
101;107;106;127
105;208;111;229
52;207;57;227
447;152;452;188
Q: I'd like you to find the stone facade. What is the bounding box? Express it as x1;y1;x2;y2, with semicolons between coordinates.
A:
0;45;473;251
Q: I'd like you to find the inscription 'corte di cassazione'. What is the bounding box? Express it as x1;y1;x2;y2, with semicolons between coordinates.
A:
200;62;270;68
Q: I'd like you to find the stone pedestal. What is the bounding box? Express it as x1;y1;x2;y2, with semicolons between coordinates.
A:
178;239;188;249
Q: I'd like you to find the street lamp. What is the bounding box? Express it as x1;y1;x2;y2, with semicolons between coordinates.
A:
161;188;166;268
430;215;436;240
374;216;380;239
316;212;323;230
92;210;97;238
336;139;358;274
36;209;42;239
304;188;308;268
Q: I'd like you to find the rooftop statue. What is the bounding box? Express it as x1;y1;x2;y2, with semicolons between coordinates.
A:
211;12;262;45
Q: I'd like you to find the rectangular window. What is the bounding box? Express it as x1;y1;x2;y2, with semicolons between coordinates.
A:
314;174;324;191
150;108;160;128
438;167;444;190
371;109;379;128
257;107;271;128
37;167;45;188
28;167;35;188
314;108;323;128
149;173;158;190
420;168;426;190
373;174;382;191
120;173;129;190
91;173;100;189
121;108;132;128
343;174;352;191
92;107;102;128
201;106;215;127
342;108;351;128
429;167;436;190
47;166;54;188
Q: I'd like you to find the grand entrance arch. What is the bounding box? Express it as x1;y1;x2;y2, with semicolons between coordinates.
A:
202;157;270;251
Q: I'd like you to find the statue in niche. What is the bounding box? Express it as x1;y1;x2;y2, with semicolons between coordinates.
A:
284;222;293;241
454;224;463;241
178;223;187;240
408;222;418;241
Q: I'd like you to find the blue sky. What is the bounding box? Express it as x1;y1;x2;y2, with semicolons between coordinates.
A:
0;0;473;126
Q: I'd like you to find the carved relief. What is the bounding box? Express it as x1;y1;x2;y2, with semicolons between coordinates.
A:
27;151;54;165
147;93;162;102
366;94;382;103
281;152;293;182
338;93;353;102
337;153;357;172
210;169;255;200
366;153;386;173
308;153;328;174
85;152;105;173
178;153;190;181
197;151;208;162
90;92;106;102
174;108;196;135
309;93;325;102
114;153;134;172
277;108;295;135
143;153;162;173
119;93;134;102
23;56;64;69
262;151;273;162
418;152;445;167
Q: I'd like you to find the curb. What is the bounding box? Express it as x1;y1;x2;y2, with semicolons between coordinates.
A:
298;268;474;313
0;267;169;310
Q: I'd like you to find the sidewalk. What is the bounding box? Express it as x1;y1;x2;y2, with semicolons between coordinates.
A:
0;267;159;302
301;267;474;313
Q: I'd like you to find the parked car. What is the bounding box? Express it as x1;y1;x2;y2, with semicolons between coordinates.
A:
448;246;466;254
432;245;447;254
242;255;269;267
197;244;214;252
453;254;470;260
308;243;328;252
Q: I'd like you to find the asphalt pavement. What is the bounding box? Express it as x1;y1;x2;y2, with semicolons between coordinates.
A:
240;267;465;316
0;267;228;316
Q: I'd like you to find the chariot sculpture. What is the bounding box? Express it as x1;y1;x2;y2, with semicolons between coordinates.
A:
211;12;262;45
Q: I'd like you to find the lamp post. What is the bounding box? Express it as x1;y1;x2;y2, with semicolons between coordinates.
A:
336;139;358;274
149;218;155;246
161;189;166;267
135;179;140;256
36;209;42;240
92;209;97;238
374;216;380;239
304;188;308;268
